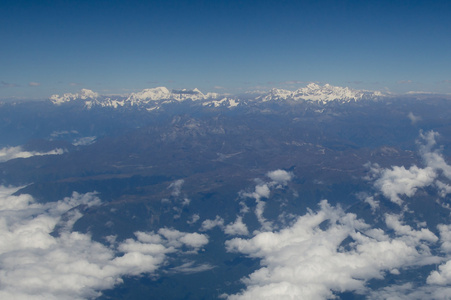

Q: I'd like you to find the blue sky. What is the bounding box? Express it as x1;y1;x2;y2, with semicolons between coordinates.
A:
1;0;450;99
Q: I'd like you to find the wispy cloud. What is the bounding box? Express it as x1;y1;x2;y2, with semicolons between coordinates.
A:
0;81;19;88
200;215;224;231
164;179;191;219
72;136;96;146
408;112;421;124
28;82;40;87
239;170;293;231
397;80;413;84
280;80;308;85
0;146;65;163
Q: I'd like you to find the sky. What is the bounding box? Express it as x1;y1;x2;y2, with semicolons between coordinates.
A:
1;0;451;99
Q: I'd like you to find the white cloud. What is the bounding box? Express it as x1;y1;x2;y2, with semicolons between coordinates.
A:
427;260;451;285
0;146;65;163
241;183;272;231
166;179;191;219
372;165;436;205
168;261;214;274
365;195;380;212
168;179;184;197
28;82;40;87
223;133;451;299
438;224;451;253
419;131;451;179
368;131;451;207
187;213;200;225
254;184;270;199
178;232;209;249
225;200;441;300
239;170;294;231
0;186;209;299
225;216;249;236
200;215;224;231
367;283;451;300
266;169;293;186
385;213;438;244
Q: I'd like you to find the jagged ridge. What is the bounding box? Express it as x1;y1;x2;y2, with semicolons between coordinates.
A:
49;83;386;109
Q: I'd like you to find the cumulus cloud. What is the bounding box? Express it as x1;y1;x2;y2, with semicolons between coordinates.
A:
385;213;438;244
266;169;293;186
428;260;451;285
200;215;224;231
368;283;451;300
418;131;451;179
224;216;249;236
0;186;209;299
371;164;436;205
368;130;451;206
0;146;65;163
225;200;441;300
224;140;451;299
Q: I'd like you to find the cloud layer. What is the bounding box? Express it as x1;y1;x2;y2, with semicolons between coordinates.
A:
224;132;451;299
0;187;208;299
225;200;440;299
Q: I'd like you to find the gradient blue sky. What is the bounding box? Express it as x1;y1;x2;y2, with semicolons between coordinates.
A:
1;0;450;99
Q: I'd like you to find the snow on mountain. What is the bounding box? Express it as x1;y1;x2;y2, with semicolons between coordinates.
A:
126;87;220;105
258;83;383;103
258;88;293;102
202;97;240;108
49;84;385;109
127;87;172;104
50;89;99;105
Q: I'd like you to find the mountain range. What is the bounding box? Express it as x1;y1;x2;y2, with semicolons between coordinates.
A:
49;83;393;110
3;82;451;299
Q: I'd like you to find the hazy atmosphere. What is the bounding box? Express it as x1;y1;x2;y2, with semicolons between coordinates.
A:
1;0;451;99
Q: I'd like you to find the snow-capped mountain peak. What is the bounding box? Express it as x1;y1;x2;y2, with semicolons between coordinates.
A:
49;83;385;109
126;87;220;105
80;89;99;99
126;87;172;104
258;88;292;102
50;89;99;105
293;83;365;102
258;83;382;103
